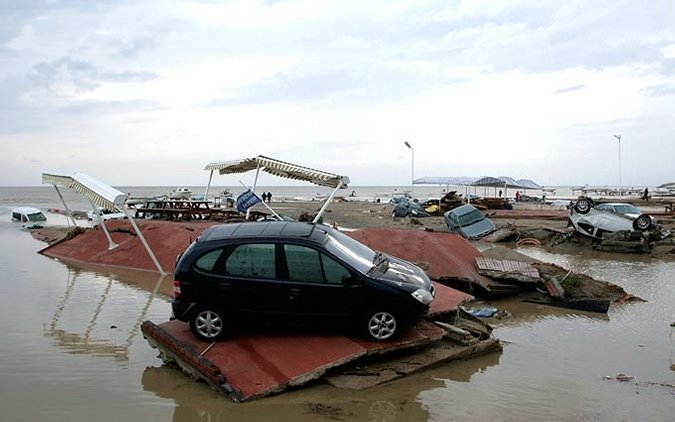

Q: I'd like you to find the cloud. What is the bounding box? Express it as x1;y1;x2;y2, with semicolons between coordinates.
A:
641;84;675;97
57;99;166;115
554;84;585;94
29;57;159;92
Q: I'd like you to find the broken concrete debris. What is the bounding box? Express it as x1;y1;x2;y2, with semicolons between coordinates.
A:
475;257;541;284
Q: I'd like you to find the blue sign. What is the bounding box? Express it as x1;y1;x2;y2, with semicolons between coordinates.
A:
236;189;262;213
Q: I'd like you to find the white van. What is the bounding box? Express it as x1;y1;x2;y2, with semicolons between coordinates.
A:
11;207;47;229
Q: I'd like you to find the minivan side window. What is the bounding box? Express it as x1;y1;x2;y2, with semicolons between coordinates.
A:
284;244;349;284
284;245;323;282
226;243;276;279
321;254;350;284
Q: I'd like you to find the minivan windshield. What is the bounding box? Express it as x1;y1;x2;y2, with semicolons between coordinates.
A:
324;229;377;275
27;212;47;222
458;209;485;226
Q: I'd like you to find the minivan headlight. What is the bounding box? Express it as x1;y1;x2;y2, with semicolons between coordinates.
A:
411;289;433;304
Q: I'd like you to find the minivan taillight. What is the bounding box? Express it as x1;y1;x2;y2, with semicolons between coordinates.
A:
173;280;182;298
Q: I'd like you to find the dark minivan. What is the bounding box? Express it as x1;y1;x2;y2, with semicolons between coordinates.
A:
172;222;434;342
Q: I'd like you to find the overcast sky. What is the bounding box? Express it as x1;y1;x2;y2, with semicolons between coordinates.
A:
2;0;674;187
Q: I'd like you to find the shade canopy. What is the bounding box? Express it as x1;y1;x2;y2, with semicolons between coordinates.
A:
515;179;543;190
413;176;479;186
473;176;508;187
204;155;349;189
42;170;127;211
415;175;543;190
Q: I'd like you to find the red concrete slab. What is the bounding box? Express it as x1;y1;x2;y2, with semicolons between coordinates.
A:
347;228;520;294
40;220;217;273
144;318;447;402
429;281;474;318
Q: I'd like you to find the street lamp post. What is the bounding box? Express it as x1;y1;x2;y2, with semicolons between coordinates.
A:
404;141;414;198
613;134;622;197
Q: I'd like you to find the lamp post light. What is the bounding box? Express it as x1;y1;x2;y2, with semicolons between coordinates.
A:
613;134;622;197
404;141;414;198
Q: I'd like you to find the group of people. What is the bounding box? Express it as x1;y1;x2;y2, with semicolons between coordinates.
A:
260;192;273;203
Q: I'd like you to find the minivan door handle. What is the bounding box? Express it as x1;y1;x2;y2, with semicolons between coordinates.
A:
289;288;301;300
219;282;231;290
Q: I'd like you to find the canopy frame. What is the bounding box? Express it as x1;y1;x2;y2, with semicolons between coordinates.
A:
42;170;165;274
204;155;350;223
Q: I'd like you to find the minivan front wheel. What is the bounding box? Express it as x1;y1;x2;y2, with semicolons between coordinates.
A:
190;307;227;342
362;310;398;341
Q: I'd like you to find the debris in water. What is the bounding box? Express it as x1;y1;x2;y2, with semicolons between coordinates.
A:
465;307;498;318
616;373;634;382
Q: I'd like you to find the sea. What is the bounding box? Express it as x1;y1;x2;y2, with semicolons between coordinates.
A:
0;186;673;421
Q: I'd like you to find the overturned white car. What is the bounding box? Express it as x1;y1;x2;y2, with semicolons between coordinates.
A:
569;198;655;239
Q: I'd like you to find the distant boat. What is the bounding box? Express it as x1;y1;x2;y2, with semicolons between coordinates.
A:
11;207;47;229
167;187;192;200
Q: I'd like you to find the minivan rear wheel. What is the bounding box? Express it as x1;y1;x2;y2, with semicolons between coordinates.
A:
189;307;227;342
362;310;398;341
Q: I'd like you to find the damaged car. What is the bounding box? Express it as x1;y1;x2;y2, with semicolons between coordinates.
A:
392;198;430;218
443;204;496;240
568;197;656;239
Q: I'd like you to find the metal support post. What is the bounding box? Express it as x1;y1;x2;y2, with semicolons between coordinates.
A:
53;185;78;227
121;208;165;275
88;199;117;250
246;162;261;220
313;181;343;223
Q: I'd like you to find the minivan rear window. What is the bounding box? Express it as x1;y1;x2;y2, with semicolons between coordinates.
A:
195;249;223;272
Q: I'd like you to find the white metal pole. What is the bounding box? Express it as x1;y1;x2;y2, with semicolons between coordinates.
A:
87;199;117;250
411;146;415;199
204;170;214;199
613;134;622;196
404;141;414;199
619;138;622;197
246;162;261;220
53;185;78;227
121;208;165;275
313;181;343;223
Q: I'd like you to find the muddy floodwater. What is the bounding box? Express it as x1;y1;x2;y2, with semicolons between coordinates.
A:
0;221;673;421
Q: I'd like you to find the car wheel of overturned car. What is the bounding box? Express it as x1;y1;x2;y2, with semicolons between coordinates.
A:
574;198;593;214
362;310;398;341
190;307;227;341
633;214;652;231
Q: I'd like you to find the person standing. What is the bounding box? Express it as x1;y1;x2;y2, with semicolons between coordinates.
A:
642;187;649;201
261;192;268;202
267;192;273;203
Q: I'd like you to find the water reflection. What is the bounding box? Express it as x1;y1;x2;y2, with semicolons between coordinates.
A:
141;344;503;421
142;363;437;422
45;266;168;361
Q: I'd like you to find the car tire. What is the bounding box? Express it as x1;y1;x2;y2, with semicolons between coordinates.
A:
361;309;398;341
189;307;228;342
633;214;652;231
574;198;593;214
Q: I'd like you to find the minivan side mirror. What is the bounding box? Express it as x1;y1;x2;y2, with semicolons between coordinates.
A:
342;274;358;285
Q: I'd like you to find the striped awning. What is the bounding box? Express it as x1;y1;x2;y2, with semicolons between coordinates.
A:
204;155;349;188
42;171;127;211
